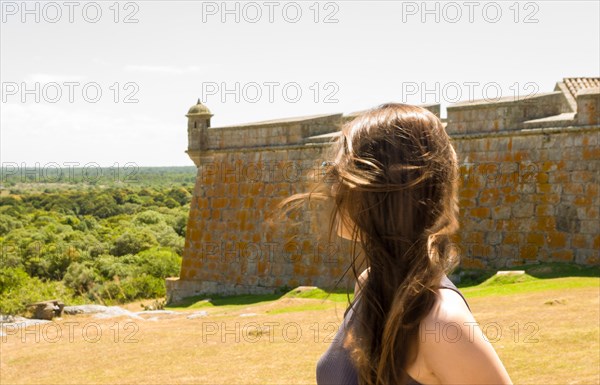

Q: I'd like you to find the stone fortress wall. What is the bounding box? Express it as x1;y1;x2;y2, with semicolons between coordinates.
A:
166;78;599;302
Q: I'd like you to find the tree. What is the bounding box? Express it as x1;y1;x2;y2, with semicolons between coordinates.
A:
63;262;101;295
167;187;192;206
111;229;158;256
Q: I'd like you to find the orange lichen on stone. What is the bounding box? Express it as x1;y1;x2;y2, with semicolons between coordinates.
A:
465;232;484;243
249;184;262;196
546;232;567;248
504;233;521;244
527;233;545;246
257;261;269;275
535;217;556;231
550;250;574;262
594;235;600;249
213;198;228;209
535;205;554;216
470;207;491;219
572;234;588;248
573;196;592;206
471;244;492;257
520;245;538;260
189;228;201;243
461;257;485;269
564;183;584;195
460;189;478;199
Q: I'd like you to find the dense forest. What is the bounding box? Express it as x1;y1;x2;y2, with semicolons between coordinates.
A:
0;166;197;315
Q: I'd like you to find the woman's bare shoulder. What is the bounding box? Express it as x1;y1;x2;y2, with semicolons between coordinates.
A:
418;288;513;384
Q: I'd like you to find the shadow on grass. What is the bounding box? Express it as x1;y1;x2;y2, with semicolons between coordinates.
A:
453;262;600;288
166;287;355;309
166;293;285;309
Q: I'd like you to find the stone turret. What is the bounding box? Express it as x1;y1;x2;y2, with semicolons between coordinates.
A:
186;99;213;167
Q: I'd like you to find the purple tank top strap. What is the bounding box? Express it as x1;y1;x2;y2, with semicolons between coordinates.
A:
438;274;471;312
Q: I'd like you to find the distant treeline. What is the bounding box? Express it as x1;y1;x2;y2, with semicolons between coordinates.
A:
1;165;197;190
0;167;197;315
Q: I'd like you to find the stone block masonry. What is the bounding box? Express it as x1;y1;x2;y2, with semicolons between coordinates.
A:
166;78;599;303
451;126;599;269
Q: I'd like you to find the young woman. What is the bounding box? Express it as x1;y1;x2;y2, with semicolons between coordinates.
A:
286;104;512;385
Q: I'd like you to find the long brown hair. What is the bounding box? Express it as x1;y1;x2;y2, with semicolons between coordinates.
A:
282;103;460;385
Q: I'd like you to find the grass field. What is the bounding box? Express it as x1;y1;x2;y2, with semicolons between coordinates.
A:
1;272;599;385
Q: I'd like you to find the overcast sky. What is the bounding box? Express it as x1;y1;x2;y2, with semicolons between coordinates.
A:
1;0;599;167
